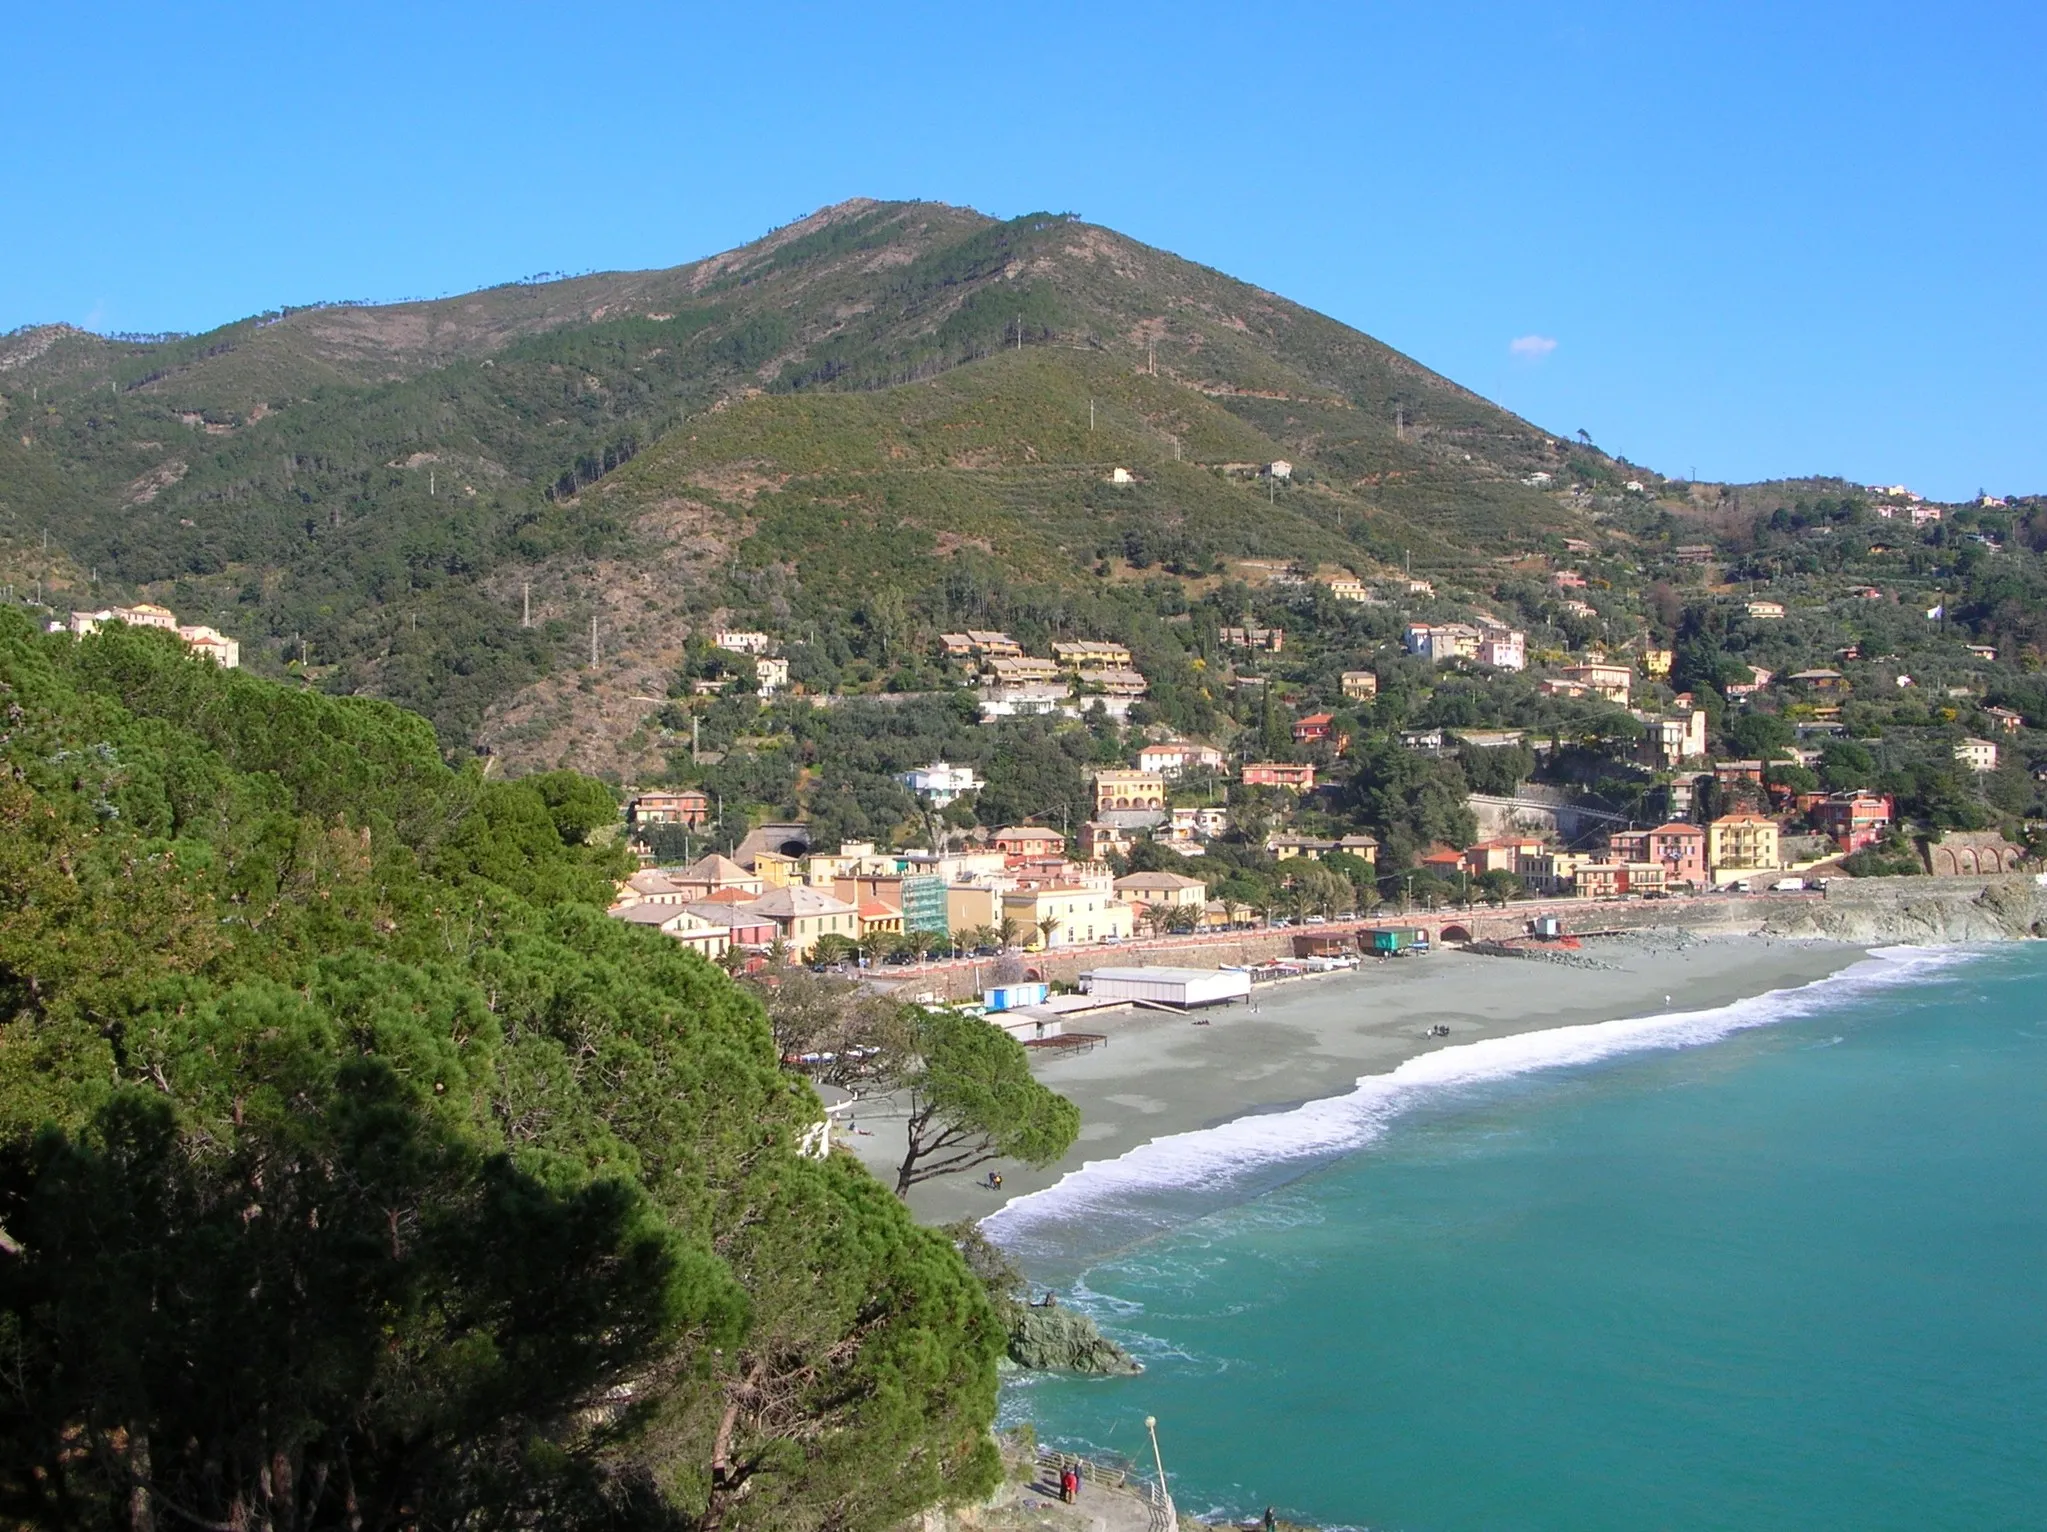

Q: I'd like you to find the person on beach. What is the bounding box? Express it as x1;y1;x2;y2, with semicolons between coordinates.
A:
1061;1466;1078;1503
1264;1507;1276;1531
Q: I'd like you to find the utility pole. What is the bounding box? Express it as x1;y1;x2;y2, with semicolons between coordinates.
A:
589;613;599;669
521;583;531;628
1089;398;1095;431
1016;316;1022;350
429;469;435;497
1148;339;1155;375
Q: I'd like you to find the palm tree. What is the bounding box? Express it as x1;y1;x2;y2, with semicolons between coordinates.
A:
1142;904;1176;938
1036;914;1063;950
996;917;1023;951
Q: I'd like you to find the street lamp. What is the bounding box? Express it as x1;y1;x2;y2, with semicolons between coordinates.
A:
1144;1415;1177;1526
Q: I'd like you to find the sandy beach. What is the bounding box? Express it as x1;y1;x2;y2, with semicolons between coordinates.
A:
837;931;1872;1227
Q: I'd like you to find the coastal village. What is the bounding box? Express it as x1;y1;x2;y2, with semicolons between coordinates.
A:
608;480;2043;993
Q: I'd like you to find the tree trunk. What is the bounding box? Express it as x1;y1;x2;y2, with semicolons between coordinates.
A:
127;1432;154;1532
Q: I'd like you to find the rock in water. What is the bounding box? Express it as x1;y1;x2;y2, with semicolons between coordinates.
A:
1006;1305;1143;1374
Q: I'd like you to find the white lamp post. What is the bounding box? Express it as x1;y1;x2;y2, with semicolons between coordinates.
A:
1145;1415;1177;1525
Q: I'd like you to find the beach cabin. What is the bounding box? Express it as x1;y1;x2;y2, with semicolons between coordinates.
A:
982;982;1051;1013
1361;927;1427;955
1079;966;1251;1008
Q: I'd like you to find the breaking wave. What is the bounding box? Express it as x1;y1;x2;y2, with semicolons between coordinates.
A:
984;945;1974;1265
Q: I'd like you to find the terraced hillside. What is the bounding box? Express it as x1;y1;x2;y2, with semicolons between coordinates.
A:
0;199;1603;760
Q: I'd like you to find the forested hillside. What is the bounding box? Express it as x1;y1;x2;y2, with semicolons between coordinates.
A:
0;612;1001;1531
0;200;1584;756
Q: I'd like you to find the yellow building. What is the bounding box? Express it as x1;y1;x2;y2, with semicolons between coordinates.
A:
1000;885;1136;949
1093;769;1165;814
1111;871;1208;911
746;885;862;958
1707;813;1781;880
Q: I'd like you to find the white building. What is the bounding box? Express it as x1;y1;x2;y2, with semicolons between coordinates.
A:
59;604;240;667
755;655;790;694
1080;966;1251;1008
900;760;984;806
714;630;772;654
1476;628;1526;670
1138;740;1226;779
1954;737;1999;773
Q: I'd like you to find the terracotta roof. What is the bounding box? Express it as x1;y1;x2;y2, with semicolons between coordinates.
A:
677;853;756;885
748;885;860;919
1113;872;1207;891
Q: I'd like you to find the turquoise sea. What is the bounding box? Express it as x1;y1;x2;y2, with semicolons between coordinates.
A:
991;944;2047;1531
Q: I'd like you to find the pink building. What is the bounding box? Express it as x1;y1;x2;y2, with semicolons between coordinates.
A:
1242;762;1316;791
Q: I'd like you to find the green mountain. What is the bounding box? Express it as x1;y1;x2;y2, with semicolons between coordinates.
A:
0;200;1605;764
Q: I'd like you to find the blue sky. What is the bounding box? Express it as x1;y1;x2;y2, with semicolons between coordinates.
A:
6;1;2041;500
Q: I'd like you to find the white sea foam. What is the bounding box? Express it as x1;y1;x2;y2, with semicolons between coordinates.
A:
985;944;1973;1255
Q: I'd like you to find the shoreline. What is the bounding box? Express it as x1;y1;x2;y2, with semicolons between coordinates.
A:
839;929;1876;1229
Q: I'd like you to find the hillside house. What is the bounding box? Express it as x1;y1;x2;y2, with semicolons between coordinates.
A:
62;604;242;667
1809;792;1894;853
1954;737;2000;773
1724;665;1774;699
1788;668;1846;692
715;630;772;654
1077;821;1135;861
1640;710;1708;768
1138;740;1227;778
1341;671;1379;701
1322;575;1368;602
1094;770;1166;814
1558;663;1632;704
1080;667;1149;697
1266;460;1293;480
1242;762;1316;791
1219;625;1285;652
978;683;1071;720
754;656;790;694
1292;713;1339;745
628;789;711;829
992;825;1067;858
983;655;1062;685
900;761;984;806
1052;640;1134;670
1405;622;1481;663
1982;706;2024;734
1476;629;1526;670
1745;600;1787;620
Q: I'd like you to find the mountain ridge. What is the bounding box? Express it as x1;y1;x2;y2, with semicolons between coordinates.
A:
0;199;1638;767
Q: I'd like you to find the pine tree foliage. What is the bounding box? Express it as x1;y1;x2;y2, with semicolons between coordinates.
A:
0;612;1002;1531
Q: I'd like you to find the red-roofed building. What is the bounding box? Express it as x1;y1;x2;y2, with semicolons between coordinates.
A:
991;825;1066;858
1292;712;1338;745
1809;792;1894;853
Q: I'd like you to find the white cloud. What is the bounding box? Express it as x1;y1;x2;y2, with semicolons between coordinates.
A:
1509;334;1558;361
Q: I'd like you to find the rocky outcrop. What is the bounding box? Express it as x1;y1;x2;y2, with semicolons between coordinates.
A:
1006;1304;1143;1375
1761;875;2047;945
